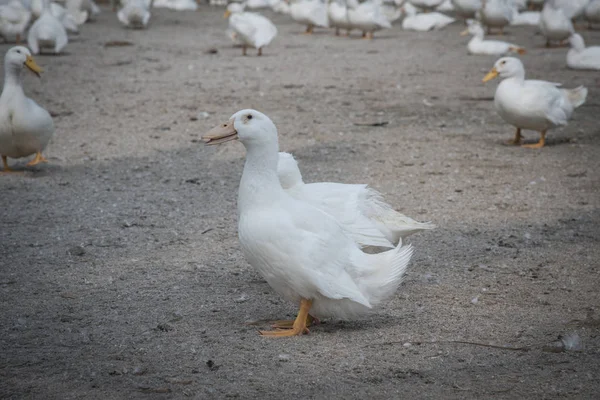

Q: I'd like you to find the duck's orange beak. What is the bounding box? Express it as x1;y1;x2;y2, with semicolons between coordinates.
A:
202;119;238;145
482;67;498;83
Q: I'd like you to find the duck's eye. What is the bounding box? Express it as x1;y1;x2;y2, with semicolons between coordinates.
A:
247;114;253;120
16;50;20;54
500;61;506;65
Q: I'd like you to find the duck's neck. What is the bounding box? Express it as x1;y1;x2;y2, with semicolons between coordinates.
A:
238;139;283;213
1;63;24;99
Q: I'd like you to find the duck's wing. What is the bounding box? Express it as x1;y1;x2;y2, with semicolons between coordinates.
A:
242;205;373;308
290;182;394;248
243;12;277;47
522;80;571;126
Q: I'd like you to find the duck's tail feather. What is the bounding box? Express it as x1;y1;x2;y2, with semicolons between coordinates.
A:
356;243;413;306
563;86;587;108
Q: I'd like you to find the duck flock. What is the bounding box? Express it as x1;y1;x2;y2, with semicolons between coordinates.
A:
0;0;598;337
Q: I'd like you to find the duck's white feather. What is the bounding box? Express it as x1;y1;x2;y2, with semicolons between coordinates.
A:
278;152;434;247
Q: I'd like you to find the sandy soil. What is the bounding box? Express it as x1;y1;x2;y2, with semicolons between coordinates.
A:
1;5;599;399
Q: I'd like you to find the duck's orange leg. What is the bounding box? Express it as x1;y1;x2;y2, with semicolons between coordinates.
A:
505;128;522;145
522;131;546;149
260;299;313;337
26;151;48;167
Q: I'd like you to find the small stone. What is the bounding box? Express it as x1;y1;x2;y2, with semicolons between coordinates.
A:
133;366;146;375
278;354;291;362
68;245;85;256
471;296;479;304
403;342;412;348
235;294;249;303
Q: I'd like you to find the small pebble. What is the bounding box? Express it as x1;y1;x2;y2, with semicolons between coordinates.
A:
278;354;290;362
68;245;85;256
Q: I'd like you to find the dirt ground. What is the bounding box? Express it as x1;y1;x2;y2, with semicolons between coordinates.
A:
1;5;599;399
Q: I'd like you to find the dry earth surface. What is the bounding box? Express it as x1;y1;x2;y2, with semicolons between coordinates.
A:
1;5;599;399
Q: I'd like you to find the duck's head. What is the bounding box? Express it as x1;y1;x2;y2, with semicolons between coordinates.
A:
568;34;585;51
277;152;304;189
202;109;278;147
482;57;524;82
4;46;42;78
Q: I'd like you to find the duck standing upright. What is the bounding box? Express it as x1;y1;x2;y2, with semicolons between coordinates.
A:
0;46;53;172
202;110;414;337
224;2;278;55
0;0;32;44
28;0;68;55
539;0;574;47
482;57;587;148
479;0;513;34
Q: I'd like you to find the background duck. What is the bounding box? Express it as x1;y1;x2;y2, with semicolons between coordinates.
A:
224;2;278;55
584;0;600;28
27;0;68;55
0;0;31;44
117;0;152;29
407;0;445;11
347;0;391;39
479;0;513;34
277;152;435;247
567;33;600;70
402;5;455;30
202;110;414;336
0;46;53;172
290;0;329;34
451;0;482;20
328;0;352;36
539;0;574;47
482;57;587;148
462;20;525;54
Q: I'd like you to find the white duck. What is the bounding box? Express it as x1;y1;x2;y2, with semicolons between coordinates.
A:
0;0;31;44
50;3;80;33
290;0;329;33
118;0;152;29
224;3;277;55
509;7;540;25
482;57;587;148
270;0;291;14
462;20;525;54
347;0;392;38
0;46;53;172
567;33;600;70
65;0;101;23
277;152;435;247
479;0;513;34
451;0;481;19
246;0;271;8
539;0;574;47
328;0;352;36
553;0;589;20
202;110;414;336
381;0;404;23
402;5;455;30
584;0;600;28
407;0;445;10
152;0;197;10
28;0;68;55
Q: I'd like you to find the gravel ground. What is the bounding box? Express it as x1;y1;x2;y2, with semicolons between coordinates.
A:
1;5;599;399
